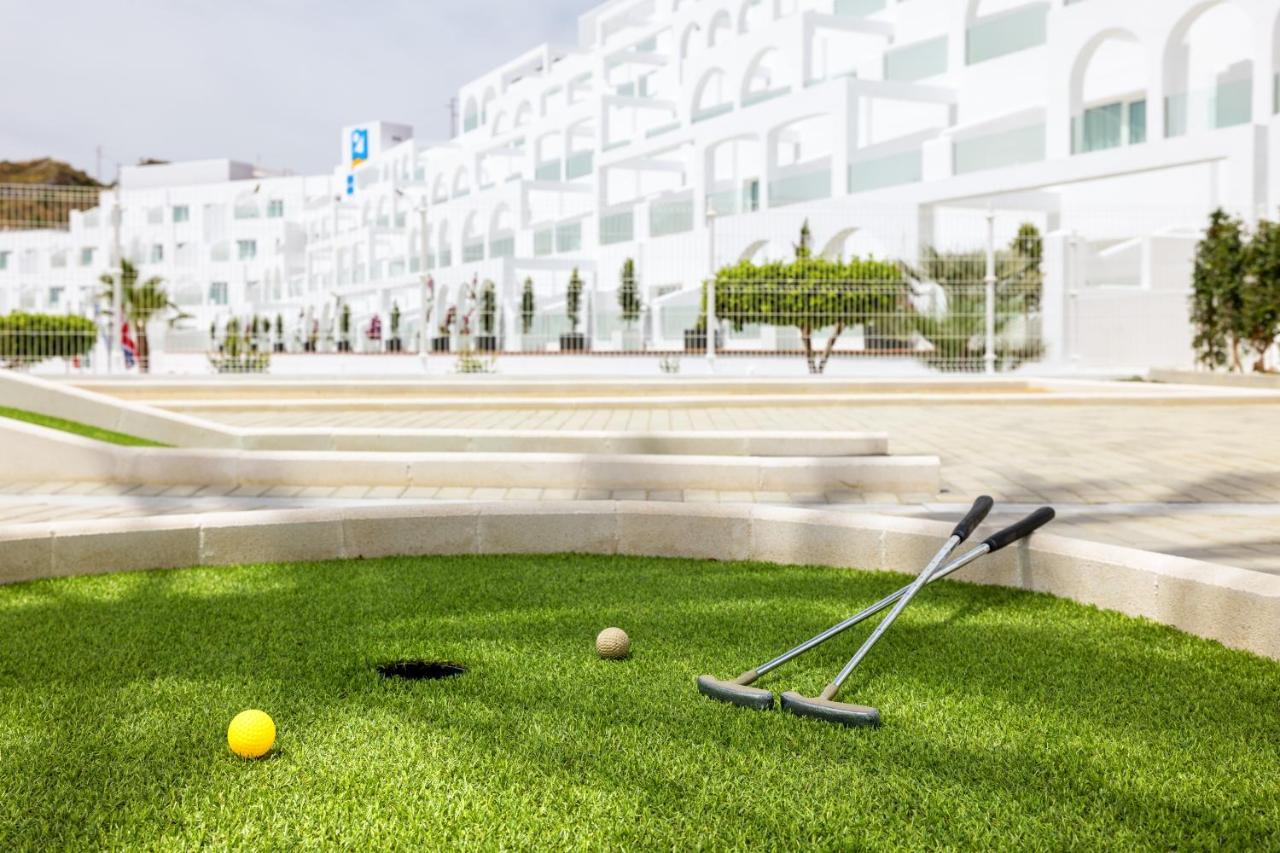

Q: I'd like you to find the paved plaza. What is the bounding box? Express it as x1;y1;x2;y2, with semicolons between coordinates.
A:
3;399;1277;574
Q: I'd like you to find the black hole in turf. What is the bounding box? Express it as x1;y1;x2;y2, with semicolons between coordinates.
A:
377;661;468;681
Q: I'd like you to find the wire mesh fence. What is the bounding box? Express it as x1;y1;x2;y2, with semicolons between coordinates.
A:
0;180;1211;375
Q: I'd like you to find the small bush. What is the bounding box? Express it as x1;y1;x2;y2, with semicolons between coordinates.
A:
0;312;97;368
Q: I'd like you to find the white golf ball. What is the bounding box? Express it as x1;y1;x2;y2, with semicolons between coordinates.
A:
596;627;631;660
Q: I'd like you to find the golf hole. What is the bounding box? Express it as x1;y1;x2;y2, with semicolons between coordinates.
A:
377;661;468;681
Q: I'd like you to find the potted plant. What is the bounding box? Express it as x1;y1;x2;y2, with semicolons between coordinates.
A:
559;267;587;352
388;302;402;352
273;314;285;353
336;303;352;352
477;280;498;352
618;257;642;351
433;307;455;353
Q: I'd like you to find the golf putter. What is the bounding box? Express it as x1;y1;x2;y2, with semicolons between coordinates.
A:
780;506;1057;727
697;496;994;712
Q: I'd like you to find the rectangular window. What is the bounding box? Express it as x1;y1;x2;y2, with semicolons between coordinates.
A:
80;247;95;266
151;244;164;263
48;287;63;307
267;199;285;218
556;221;582;253
1075;103;1123;154
966;3;1048;65
173;205;190;223
209;281;229;305
534;228;554;257
0;251;9;271
599;210;635;246
237;240;257;261
1128;99;1147;145
884;36;949;82
566;151;594;180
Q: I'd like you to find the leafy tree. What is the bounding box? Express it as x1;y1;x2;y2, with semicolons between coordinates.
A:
274;314;284;344
521;278;536;335
566;268;583;333
618;258;641;327
715;223;905;374
1191;209;1247;371
339;303;351;342
1242;218;1280;372
390;303;401;340
99;259;187;373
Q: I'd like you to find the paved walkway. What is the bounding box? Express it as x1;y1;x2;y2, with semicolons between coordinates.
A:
3;399;1277;575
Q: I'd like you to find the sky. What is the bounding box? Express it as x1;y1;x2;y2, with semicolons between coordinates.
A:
0;0;590;180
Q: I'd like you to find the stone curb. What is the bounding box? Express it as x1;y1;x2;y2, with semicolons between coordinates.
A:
0;502;1276;660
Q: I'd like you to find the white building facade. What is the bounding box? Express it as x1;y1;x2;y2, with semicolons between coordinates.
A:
3;0;1280;372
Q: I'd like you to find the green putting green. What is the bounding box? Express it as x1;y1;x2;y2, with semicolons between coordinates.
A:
0;554;1276;848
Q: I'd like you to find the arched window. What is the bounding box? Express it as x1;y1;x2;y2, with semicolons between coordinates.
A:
1164;2;1253;137
1070;31;1146;154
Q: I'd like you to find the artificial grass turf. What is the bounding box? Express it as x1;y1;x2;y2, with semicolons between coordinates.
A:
0;405;168;447
0;555;1278;850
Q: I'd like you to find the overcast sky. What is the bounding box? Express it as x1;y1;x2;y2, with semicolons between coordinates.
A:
0;0;589;180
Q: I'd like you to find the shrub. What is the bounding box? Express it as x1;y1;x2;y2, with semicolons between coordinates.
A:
618;258;641;327
1191;209;1247;371
521;278;536;335
0;312;97;368
714;222;906;374
566;269;583;332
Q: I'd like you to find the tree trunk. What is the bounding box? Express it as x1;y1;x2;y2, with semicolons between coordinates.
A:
800;326;817;374
137;326;151;374
815;323;845;375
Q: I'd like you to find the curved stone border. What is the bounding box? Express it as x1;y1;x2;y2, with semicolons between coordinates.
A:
0;502;1275;660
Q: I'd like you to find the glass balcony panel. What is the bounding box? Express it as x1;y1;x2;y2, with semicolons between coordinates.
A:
966;3;1048;65
849;149;923;193
768;169;832;207
884;36;948;82
599;210;635;245
649;195;694;237
954;123;1045;174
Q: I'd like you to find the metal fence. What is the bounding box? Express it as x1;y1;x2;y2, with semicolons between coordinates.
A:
0;181;1214;376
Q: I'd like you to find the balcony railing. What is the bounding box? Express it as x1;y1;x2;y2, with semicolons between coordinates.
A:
966;3;1048;65
954;123;1045;175
1165;79;1252;138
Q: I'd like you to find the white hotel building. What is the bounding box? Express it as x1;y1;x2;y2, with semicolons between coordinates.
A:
2;0;1279;371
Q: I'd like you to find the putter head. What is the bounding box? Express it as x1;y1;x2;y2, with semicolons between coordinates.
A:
697;675;775;711
780;691;881;728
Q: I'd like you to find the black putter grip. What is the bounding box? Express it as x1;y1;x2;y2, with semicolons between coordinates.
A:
984;507;1056;553
951;496;995;543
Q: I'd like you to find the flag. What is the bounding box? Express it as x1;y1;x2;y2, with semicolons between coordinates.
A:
121;321;137;369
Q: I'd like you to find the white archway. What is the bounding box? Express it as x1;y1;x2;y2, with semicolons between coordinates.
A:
1070;29;1147;153
1164;1;1254;136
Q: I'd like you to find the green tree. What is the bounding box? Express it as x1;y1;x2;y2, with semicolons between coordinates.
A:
1191;209;1248;371
566;268;583;333
340;303;351;347
99;259;187;373
390;302;401;340
521;278;536;335
1242;218;1280;372
715;224;905;374
618;258;641;327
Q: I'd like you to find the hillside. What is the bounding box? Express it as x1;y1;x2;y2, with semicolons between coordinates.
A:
0;158;103;187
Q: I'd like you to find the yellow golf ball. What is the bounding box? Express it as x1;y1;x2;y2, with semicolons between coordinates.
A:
227;710;276;759
596;627;631;660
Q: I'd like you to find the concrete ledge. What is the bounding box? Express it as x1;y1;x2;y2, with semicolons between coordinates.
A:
1150;369;1280;390
241;429;891;457
0;503;1276;661
0;419;939;494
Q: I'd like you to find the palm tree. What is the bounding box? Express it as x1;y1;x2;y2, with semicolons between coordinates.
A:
99;259;188;373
